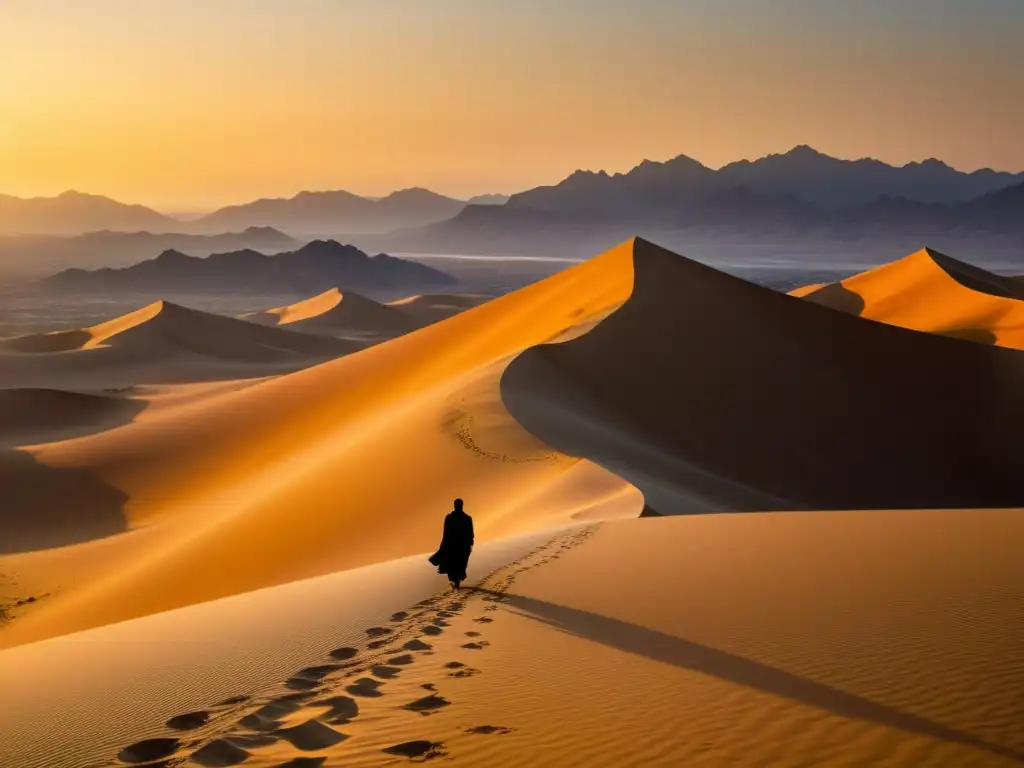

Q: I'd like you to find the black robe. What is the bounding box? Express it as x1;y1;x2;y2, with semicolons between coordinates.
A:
428;510;474;582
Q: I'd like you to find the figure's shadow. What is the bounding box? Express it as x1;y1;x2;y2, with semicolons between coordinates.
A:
478;589;1023;764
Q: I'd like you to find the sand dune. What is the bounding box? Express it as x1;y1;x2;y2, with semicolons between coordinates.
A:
501;238;1024;513
242;288;418;337
0;300;355;389
790;247;1024;348
4;236;1024;766
4;512;1021;767
386;292;489;324
0;252;637;646
0;388;145;447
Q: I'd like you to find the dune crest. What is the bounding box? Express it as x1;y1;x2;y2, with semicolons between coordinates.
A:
792;247;1024;348
501;238;1024;513
0;300;355;389
0;247;638;646
243;287;417;336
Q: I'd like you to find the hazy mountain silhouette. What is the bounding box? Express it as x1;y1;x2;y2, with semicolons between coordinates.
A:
41;240;455;294
0;191;179;236
193;187;466;236
507;146;1024;213
466;193;510;206
0;227;298;278
366;175;1024;262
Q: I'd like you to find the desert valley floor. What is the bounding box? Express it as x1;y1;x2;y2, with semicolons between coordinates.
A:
1;239;1022;767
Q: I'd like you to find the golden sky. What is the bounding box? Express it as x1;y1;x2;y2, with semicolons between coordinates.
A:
2;1;1021;210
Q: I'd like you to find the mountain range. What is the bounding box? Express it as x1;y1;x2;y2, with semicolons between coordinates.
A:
4;147;1022;265
40;240;456;295
503;146;1023;214
365;149;1024;259
0;188;487;239
0;227;298;279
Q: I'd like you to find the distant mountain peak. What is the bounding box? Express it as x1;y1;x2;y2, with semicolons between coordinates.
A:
785;144;830;159
154;248;194;262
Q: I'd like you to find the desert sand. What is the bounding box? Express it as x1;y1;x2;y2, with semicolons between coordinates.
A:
502;239;1024;513
0;300;355;389
2;512;1021;767
242;288;418;338
1;238;1021;767
0;247;636;647
791;247;1024;348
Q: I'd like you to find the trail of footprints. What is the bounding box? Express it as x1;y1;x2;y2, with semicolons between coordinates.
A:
108;526;597;767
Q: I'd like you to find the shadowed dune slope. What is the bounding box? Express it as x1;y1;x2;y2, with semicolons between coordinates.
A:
0;388;146;447
793;248;1024;348
0;249;637;646
242;288;417;335
0;301;356;388
502;238;1024;513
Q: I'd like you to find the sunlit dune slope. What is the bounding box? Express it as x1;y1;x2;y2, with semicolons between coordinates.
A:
386;293;489;324
4;512;1021;768
0;300;355;388
791;247;1024;347
242;287;417;335
502;238;1024;513
0;248;638;646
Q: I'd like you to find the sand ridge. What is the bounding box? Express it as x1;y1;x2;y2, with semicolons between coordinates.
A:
0;254;637;646
0;299;356;390
791;247;1024;348
501;238;1024;513
242;288;418;337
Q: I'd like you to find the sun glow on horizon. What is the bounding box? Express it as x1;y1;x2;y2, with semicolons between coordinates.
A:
2;0;1021;209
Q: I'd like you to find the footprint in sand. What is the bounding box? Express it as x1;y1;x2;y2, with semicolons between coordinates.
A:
328;647;359;661
367;638;393;649
404;639;433;652
445;661;480;679
372;664;402;679
466;725;514;735
313;695;359;725
460;641;489;650
238;698;303;731
286;664;341;691
386;653;416;666
365;626;392;638
421;625;443;636
225;733;279;748
165;711;210;731
473;616;493;624
484;606;498;612
382;740;446;760
274;758;327;768
346;677;385;698
191;738;250;767
390;611;410;621
118;738;181;764
464;631;481;638
403;694;451;715
276;719;347;750
420;683;437;691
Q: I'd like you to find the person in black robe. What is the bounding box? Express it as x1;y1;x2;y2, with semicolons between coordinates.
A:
428;498;474;590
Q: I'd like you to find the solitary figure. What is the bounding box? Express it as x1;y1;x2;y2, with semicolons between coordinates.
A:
428;498;475;590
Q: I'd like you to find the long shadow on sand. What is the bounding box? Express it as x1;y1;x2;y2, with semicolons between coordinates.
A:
1;448;130;553
484;589;1023;764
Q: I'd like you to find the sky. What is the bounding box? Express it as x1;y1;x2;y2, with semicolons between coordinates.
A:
1;0;1022;210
